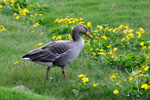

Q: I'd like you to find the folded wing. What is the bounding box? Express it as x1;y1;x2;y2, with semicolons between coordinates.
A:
22;41;71;62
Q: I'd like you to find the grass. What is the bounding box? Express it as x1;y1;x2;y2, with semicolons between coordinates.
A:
0;86;57;100
0;0;150;99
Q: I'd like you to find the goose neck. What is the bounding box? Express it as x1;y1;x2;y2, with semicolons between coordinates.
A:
71;30;81;41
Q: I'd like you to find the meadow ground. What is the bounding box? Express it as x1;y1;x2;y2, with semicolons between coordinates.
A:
0;0;150;100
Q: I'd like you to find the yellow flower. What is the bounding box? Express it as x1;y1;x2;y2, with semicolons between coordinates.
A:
129;77;133;81
122;45;125;47
136;31;140;34
93;33;97;36
30;15;34;17
146;56;149;59
93;84;97;87
41;32;44;35
35;45;37;47
140;74;144;76
56;36;62;40
107;51;112;54
123;30;127;33
82;77;89;83
105;78;108;80
93;40;97;42
113;48;118;52
141;84;149;89
111;75;116;78
128;29;134;33
100;49;104;51
125;68;127;71
68;21;72;24
140;42;144;46
113;28;117;33
0;5;3;8
108;28;113;31
92;52;96;55
147;41;150;43
119;80;122;83
23;8;29;13
14;61;19;64
136;76;139;78
104;27;108;30
119;25;124;29
98;52;105;55
121;38;125;41
125;25;129;29
35;23;39;26
101;36;108;40
3;0;7;3
95;48;99;51
144;66;149;71
90;48;93;51
107;45;111;48
114;89;119;94
0;25;5;31
80;18;83;21
79;21;84;24
141;66;145;69
33;24;37;27
128;33;134;37
97;25;103;31
136;69;138;71
55;19;59;22
142;46;146;50
38;43;43;46
19;11;22;14
18;7;21;9
42;4;45;7
15;16;19;19
17;3;20;5
87;22;92;27
72;21;76;23
112;56;114;59
39;14;43;16
138;70;142;73
31;31;35;33
10;3;13;6
94;29;98;33
78;74;85;77
14;13;17;16
139;28;145;33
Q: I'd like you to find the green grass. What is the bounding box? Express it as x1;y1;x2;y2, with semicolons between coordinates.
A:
0;86;57;100
0;0;150;99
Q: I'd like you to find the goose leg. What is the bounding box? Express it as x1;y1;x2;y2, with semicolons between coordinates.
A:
46;67;50;80
62;68;66;79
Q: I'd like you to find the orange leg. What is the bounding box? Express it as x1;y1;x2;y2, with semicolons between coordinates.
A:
62;68;66;79
46;67;50;80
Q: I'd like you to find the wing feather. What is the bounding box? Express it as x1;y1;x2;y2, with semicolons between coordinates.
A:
22;41;71;62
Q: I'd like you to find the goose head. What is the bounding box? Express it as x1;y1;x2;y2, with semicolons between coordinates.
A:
71;24;92;41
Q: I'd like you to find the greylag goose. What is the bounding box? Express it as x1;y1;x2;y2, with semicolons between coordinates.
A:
21;24;92;79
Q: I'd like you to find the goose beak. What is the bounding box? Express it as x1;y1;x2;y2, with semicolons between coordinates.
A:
85;31;92;38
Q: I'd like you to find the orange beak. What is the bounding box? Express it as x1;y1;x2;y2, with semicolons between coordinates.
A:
85;31;92;38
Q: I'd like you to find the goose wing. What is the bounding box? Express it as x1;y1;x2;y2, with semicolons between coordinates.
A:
22;41;71;62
